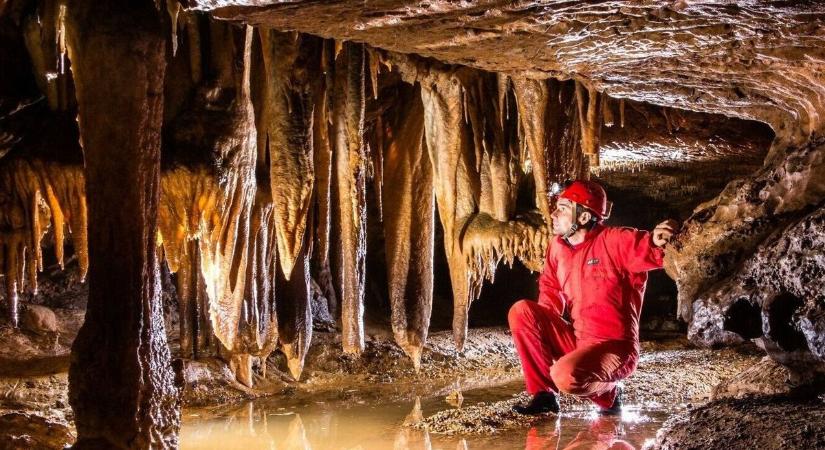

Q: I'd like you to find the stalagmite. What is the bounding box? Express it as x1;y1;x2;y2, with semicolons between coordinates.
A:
381;84;434;369
331;42;367;354
65;0;179;446
276;230;312;380
259;29;317;280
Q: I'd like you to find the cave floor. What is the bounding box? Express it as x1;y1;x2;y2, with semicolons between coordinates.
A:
176;331;763;449
0;327;766;448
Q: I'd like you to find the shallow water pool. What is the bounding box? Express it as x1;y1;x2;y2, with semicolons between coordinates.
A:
181;381;672;449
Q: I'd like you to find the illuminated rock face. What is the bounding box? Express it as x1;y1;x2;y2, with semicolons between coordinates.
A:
208;1;825;148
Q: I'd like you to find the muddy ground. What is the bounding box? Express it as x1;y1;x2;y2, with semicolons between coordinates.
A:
1;309;764;449
0;273;820;450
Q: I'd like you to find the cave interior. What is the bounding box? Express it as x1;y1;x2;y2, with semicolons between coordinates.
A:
0;1;824;449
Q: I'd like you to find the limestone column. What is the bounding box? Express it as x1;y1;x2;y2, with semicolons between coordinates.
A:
65;0;179;448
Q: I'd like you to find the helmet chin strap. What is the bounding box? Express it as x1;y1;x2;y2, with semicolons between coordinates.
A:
563;203;583;246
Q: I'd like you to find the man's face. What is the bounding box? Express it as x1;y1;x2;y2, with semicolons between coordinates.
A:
550;198;575;236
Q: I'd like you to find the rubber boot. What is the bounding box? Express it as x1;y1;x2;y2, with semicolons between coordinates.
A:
513;391;560;415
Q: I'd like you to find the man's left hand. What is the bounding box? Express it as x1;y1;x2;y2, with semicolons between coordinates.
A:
652;219;680;247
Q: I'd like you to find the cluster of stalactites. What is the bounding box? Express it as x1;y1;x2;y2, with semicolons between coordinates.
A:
0;158;87;327
2;8;603;378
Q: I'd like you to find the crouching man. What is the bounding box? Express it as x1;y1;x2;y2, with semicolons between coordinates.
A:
510;180;677;415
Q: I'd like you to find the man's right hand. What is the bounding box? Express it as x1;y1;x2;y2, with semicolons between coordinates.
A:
652;219;680;247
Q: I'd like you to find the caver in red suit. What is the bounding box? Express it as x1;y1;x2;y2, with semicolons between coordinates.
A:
509;180;672;413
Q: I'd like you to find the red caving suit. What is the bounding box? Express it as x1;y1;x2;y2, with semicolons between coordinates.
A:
508;223;665;408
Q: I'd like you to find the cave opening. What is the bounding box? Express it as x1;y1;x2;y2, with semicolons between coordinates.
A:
2;1;825;449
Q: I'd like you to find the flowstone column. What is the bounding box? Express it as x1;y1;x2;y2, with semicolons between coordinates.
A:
65;0;179;448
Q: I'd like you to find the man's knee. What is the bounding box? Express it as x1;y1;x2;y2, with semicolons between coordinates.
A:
508;300;535;331
550;363;586;395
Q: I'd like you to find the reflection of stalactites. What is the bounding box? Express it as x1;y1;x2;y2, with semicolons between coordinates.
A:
283;414;312;450
260;29;317;280
332;42;367;355
0;160;87;326
395;397;431;450
276;230;312;380
382;85;433;370
575;80;602;167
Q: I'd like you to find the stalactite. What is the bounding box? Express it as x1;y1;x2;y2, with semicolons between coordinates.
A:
512;77;552;222
620;98;626;128
514;78;589;219
235;191;279;370
276;228;312;380
166;0;181;56
418;65;479;350
463;212;548;300
311;40;334;270
0;159;86;327
331;42;368;354
368;91;387;221
603;96;615;127
259;29;317;281
575;80;602;167
382;84;434;369
159;22;257;362
185;14;202;84
22;0;70;112
367;47;380;101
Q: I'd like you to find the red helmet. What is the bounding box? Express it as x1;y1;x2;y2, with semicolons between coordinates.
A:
553;179;611;219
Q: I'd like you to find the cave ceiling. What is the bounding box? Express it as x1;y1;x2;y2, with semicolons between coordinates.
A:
200;0;825;150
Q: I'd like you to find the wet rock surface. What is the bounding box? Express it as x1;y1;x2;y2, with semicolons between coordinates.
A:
415;339;760;435
0;412;74;450
650;395;825;450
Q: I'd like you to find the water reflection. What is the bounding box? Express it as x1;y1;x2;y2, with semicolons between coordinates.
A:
393;398;431;450
544;416;635;450
181;383;666;449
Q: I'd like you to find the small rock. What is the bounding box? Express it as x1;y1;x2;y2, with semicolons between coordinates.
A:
20;305;59;336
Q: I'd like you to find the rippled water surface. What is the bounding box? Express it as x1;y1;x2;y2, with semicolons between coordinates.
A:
181;382;671;449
